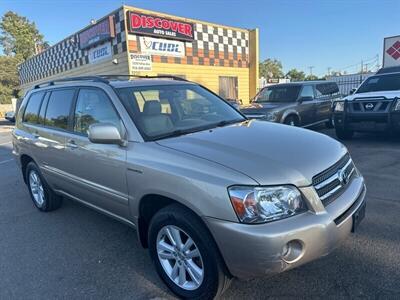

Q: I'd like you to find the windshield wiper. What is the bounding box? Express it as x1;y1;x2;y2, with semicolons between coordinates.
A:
214;119;245;128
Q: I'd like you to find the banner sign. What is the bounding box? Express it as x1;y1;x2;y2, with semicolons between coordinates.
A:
139;36;185;57
383;35;400;68
131;54;152;71
88;42;112;64
127;11;194;41
79;16;115;49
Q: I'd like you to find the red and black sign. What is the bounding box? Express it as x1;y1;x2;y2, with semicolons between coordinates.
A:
79;16;115;49
127;11;194;41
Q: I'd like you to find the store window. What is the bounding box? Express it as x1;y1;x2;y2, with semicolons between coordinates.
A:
219;76;238;100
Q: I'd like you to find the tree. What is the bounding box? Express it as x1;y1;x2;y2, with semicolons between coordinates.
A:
305;74;318;81
0;11;44;60
286;69;306;81
0;11;46;103
259;59;284;79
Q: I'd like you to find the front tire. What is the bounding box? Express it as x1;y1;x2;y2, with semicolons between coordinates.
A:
148;204;231;299
335;127;354;140
325;118;334;128
26;162;62;212
284;115;300;126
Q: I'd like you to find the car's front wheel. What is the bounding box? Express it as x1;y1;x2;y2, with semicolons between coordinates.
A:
284;115;300;126
148;204;231;299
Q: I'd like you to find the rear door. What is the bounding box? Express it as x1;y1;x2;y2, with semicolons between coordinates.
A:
61;87;129;219
31;88;77;188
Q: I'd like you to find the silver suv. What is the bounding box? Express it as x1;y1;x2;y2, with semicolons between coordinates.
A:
13;76;366;299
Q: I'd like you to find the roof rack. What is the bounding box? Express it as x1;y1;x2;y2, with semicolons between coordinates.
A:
33;74;190;89
34;76;109;89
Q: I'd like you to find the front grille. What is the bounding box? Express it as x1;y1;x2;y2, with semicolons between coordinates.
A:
349;99;393;113
312;154;355;206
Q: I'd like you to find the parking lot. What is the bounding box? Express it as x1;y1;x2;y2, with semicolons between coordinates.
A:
0;120;399;299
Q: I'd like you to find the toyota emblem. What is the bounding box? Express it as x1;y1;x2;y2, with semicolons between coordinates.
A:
338;168;348;185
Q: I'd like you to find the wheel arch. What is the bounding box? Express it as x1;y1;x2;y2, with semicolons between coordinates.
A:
281;110;301;124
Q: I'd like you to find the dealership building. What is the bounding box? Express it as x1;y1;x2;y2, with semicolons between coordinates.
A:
18;5;259;103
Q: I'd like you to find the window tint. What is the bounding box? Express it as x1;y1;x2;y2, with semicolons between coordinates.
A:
132;90;172;114
23;92;45;124
255;85;301;103
74;89;121;135
357;73;400;93
299;86;314;99
44;89;75;130
316;83;339;98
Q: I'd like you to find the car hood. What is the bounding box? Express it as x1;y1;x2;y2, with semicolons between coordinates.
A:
240;102;290;113
156;120;347;187
345;90;400;101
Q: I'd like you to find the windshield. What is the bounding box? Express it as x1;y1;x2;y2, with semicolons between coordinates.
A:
116;84;245;141
357;73;400;93
255;85;301;103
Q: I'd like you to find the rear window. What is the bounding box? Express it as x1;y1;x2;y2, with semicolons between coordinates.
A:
357;73;400;93
316;83;339;95
23;92;45;124
255;85;301;103
44;89;75;130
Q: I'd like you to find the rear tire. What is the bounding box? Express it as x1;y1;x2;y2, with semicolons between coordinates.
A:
335;127;354;140
148;204;231;299
284;115;300;126
26;162;62;212
325;118;334;129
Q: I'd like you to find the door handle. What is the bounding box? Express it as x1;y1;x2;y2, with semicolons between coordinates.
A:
66;139;78;149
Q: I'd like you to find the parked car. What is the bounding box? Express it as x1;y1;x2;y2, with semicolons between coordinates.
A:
5;111;15;123
13;76;366;299
225;98;241;109
333;70;400;139
240;81;340;128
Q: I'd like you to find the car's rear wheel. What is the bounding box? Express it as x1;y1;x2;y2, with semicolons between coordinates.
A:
325;118;334;128
148;204;231;299
284;115;300;126
26;162;62;212
335;127;354;140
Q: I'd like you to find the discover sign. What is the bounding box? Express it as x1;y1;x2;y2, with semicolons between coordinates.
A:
127;11;194;41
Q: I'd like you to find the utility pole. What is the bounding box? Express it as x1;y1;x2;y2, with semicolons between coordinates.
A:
308;66;314;76
327;67;331;77
360;60;363;74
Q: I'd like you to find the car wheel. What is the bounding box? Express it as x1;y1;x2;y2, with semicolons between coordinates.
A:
148;204;231;299
284;116;299;126
26;162;62;212
335;128;354;140
325;118;334;128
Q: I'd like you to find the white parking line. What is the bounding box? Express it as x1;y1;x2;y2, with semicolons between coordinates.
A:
0;159;14;165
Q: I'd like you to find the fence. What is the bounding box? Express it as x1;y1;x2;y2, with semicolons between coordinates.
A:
327;73;374;96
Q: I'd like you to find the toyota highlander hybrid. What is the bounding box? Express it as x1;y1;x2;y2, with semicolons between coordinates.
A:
12;76;366;299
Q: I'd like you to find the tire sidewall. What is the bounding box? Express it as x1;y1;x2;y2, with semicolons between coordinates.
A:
284;115;299;126
148;208;220;299
26;162;49;211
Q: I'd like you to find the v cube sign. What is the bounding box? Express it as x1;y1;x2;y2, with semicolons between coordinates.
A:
384;35;400;68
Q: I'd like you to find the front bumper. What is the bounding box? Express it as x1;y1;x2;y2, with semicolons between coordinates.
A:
204;176;366;279
334;111;400;132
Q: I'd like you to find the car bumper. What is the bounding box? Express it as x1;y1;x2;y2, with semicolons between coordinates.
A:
334;111;400;131
204;176;366;279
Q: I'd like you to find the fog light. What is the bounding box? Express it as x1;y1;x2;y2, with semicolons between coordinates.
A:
281;240;304;263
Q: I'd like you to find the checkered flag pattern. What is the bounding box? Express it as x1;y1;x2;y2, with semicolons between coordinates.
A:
19;9;126;85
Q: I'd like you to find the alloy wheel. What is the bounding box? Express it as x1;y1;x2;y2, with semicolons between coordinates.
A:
29;170;45;207
156;225;204;290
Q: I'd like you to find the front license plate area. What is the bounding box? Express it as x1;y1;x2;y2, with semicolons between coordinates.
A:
352;201;366;232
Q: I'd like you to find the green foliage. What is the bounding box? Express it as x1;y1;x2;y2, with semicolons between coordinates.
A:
305;74;319;81
259;59;284;79
0;11;44;60
286;69;306;81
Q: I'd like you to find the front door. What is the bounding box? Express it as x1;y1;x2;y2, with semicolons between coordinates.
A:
297;85;316;126
61;87;129;219
219;76;238;101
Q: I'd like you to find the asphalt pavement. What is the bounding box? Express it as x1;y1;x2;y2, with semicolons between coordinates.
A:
0;120;399;299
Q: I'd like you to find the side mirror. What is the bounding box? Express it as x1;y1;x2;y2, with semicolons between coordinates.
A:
349;88;356;95
298;96;314;102
88;123;125;146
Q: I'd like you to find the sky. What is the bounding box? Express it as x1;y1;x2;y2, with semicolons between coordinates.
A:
1;0;399;77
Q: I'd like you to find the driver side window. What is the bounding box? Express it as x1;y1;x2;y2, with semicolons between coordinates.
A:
299;85;314;99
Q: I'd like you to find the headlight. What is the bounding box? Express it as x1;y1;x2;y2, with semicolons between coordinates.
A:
394;98;400;111
228;185;307;224
334;101;345;112
265;112;278;121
